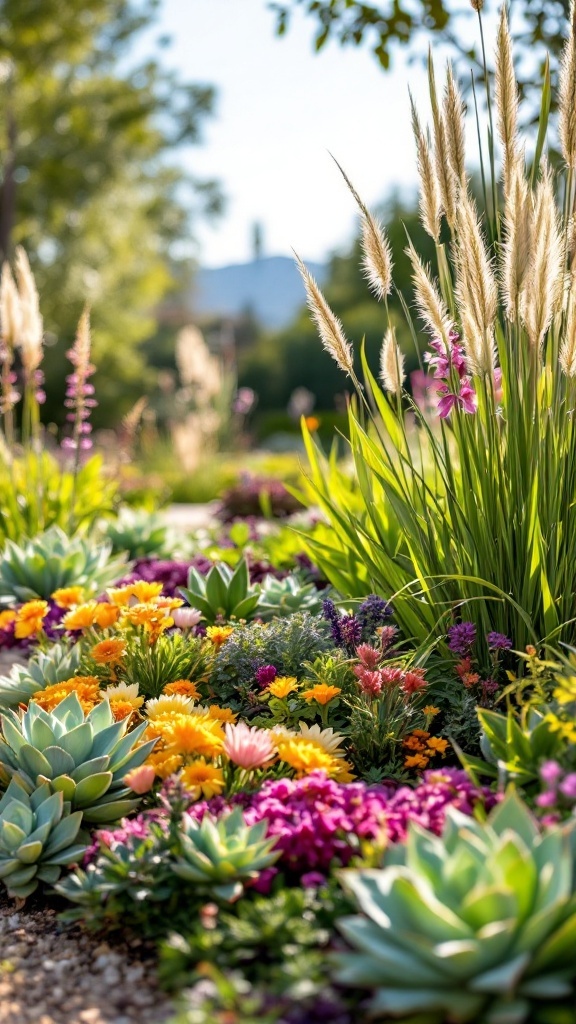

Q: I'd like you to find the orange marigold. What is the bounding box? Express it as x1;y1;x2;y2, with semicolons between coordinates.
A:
163;680;201;700
51;586;85;609
14;600;49;639
267;677;299;699
92;603;121;629
165;716;224;758
426;736;449;756
32;676;101;713
206;705;238;725
301;683;341;706
146;751;183;780
62;602;99;631
91;638;127;664
0;610;16;630
205;625;234;646
404;753;429;770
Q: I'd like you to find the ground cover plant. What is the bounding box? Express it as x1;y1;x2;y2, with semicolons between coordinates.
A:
4;5;576;1024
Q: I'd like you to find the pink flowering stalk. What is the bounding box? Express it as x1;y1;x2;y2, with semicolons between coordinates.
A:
224;721;276;771
62;307;97;459
425;332;477;419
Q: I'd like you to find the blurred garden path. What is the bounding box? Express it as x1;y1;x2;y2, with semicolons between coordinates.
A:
164;503;218;530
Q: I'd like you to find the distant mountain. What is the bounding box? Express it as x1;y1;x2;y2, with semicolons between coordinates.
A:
191;255;327;330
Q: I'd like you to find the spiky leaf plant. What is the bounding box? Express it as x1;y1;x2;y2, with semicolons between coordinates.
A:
0;643;82;710
257;573;325;620
180;558;260;623
297;7;576;654
335;792;576;1023
102;507;178;561
0;693;156;823
173;807;280;900
0;777;86;899
0;526;127;605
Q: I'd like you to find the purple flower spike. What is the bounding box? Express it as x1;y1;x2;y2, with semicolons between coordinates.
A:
486;631;512;651
447;621;477;656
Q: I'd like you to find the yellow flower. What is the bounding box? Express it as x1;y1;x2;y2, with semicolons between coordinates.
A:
101;682;144;720
51;586;85;609
62;601;99;631
267;677;299;699
91;638;127;664
146;750;183;779
164;716;225;758
204;705;237;725
163;680;201;701
0;610;16;630
14;600;49;639
301;683;341;706
544;714;576;743
297;722;346;756
32;677;101;714
92;603;121;629
206;625;234;646
423;705;440;717
106;586;134;607
128;581;164;603
180;759;225;800
276;737;338;776
145;695;194;719
123;602;173;635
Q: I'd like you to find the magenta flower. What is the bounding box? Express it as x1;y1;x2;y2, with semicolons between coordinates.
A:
223;721;276;770
437;377;477;418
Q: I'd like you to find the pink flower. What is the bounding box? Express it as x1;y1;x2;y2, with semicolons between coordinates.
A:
354;666;383;696
123;765;156;794
224;722;276;771
437;378;476;418
380;666;404;687
402;669;428;695
172;607;203;629
356;644;381;669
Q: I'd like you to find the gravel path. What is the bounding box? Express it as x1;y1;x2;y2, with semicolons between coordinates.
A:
0;892;174;1024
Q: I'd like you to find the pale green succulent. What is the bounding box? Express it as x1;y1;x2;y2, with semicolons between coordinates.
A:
0;643;82;710
334;791;576;1024
257;573;325;620
102;507;177;561
0;777;86;898
173;807;280;900
0;526;127;605
180;558;260;623
0;692;156;823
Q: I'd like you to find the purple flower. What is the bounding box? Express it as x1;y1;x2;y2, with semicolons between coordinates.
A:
486;631;512;651
559;774;576;800
540;760;563;788
255;664;278;688
437;378;477;418
447;621;477;656
339;614;362;652
357;594;392;641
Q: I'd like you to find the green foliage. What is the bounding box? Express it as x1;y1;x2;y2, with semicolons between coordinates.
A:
173;808;281;901
335;792;576;1023
257;573;326;620
469;707;565;788
0;526;127;605
101;506;177;561
104;632;212;700
0;692;155;822
0;453;118;546
0;0;221;427
181;559;260;624
0;642;82;710
0;777;86;899
210;613;333;705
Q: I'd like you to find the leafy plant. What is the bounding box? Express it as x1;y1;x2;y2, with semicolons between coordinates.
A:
297;8;576;655
102;507;177;561
180;558;260;624
95;632;213;700
173;807;281;900
335;792;576;1023
0;526;127;605
0;692;156;823
0;777;86;899
257;573;325;620
0;642;82;710
467;706;565;787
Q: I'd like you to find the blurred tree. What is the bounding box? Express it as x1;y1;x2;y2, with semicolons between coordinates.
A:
239;190;436;413
0;0;222;426
269;0;568;106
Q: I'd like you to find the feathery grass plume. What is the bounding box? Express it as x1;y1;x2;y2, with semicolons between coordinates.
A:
560;299;576;376
14;247;43;375
522;164;564;352
0;263;21;349
406;239;453;350
559;0;576;169
443;63;466;185
411;96;441;241
331;157;393;300
495;4;519;195
295;254;354;375
501;154;533;320
455;192;498;374
428;52;458;228
379;327;405;395
470;0;483;9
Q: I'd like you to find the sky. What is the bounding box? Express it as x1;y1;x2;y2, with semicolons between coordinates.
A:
151;0;442;268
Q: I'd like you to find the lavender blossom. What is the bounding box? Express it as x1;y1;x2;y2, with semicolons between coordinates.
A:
357;593;392;641
486;631;513;651
61;308;97;454
447;621;477;656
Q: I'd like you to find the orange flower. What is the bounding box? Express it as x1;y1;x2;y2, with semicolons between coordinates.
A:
93;603;121;628
128;581;164;603
14;600;49;639
165;716;224;758
206;626;234;646
423;705;440;717
32;676;101;714
304;415;320;432
426;736;449;756
106;586;134;607
301;683;341;706
124;603;173;633
108;697;140;721
181;759;225;800
163;680;201;700
146;751;183;779
0;610;16;630
62;601;99;631
403;734;427;751
404;753;429;770
410;729;430;739
206;705;238;725
51;586;85;609
91;638;127;664
267;677;299;699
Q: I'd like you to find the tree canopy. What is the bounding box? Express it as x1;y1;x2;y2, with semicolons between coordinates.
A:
0;0;221;425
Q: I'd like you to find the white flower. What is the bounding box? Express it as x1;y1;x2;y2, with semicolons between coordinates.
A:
298;722;347;757
100;681;140;700
145;694;193;719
